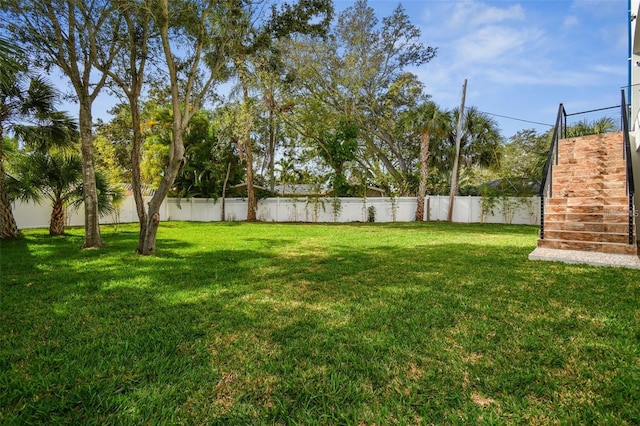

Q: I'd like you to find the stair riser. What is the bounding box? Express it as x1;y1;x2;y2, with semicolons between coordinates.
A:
542;222;632;233
544;213;629;223
557;149;622;157
552;183;626;194
552;167;627;176
537;239;637;255
555;190;628;198
545;205;628;214
545;197;630;206
557;157;624;165
543;231;629;244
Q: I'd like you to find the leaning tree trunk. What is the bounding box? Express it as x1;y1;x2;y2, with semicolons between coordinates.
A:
49;200;65;236
137;0;184;255
78;100;104;248
139;119;186;255
415;130;431;222
129;101;148;253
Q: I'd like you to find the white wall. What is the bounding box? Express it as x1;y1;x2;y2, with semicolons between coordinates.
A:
631;0;640;129
13;195;540;230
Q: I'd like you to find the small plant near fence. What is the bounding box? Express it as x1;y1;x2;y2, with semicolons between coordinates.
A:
500;197;518;225
479;178;538;224
519;196;537;225
480;194;500;223
388;194;398;222
481;194;536;225
332;197;342;222
367;205;376;222
288;197;302;222
305;196;326;222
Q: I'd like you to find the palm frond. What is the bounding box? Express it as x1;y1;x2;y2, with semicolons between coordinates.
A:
12;111;79;151
0;38;25;92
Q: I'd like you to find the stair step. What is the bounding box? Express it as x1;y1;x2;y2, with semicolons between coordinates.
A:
553;175;614;185
556;155;625;164
545;196;630;206
542;221;632;233
552;166;627;176
543;230;630;244
544;213;629;223
544;204;628;214
558;145;623;154
554;189;627;198
537;238;637;255
552;182;626;194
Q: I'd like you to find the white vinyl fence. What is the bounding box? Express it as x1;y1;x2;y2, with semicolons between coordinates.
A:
13;195;540;230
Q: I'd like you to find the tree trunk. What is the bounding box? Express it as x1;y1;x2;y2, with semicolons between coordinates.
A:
415;130;430;222
129;99;148;253
245;139;258;221
139;78;186;253
0;124;20;239
222;161;231;221
137;0;217;254
49;200;65;236
268;106;276;192
79;99;104;249
140;148;183;255
242;85;258;222
0;187;19;239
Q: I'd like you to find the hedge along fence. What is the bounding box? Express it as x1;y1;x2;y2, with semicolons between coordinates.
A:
12;195;541;230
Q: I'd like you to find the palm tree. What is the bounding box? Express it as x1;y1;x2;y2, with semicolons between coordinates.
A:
402;102;450;221
446;107;503;195
566;117;617;137
1;41;77;238
0;37;25;238
0;38;21;91
9;150;123;236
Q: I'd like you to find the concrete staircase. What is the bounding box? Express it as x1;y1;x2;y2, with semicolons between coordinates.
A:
537;132;636;255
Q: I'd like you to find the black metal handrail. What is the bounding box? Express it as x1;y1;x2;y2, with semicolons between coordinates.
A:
538;103;567;240
621;89;635;246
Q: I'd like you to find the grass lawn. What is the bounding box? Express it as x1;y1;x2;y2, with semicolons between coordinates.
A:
1;221;639;424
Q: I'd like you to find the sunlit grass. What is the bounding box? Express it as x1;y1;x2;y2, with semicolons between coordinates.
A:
1;222;639;424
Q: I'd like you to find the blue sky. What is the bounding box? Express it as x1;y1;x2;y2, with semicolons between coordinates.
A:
335;0;629;138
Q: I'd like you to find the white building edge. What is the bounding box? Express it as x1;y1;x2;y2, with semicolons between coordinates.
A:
628;0;640;237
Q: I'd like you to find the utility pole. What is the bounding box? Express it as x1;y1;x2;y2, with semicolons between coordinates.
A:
448;79;467;222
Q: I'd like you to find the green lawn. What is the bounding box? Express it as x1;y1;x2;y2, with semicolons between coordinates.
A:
1;222;639;424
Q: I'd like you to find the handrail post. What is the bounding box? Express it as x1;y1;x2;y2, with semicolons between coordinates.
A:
538;103;566;240
621;89;635;246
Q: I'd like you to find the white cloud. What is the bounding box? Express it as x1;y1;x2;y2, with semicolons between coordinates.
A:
449;1;525;29
454;25;545;64
589;64;628;76
563;15;580;30
570;0;624;16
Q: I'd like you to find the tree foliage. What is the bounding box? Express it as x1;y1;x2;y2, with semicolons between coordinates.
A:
0;56;77;238
282;0;436;194
318;120;358;196
9;149;123;235
172;111;243;199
